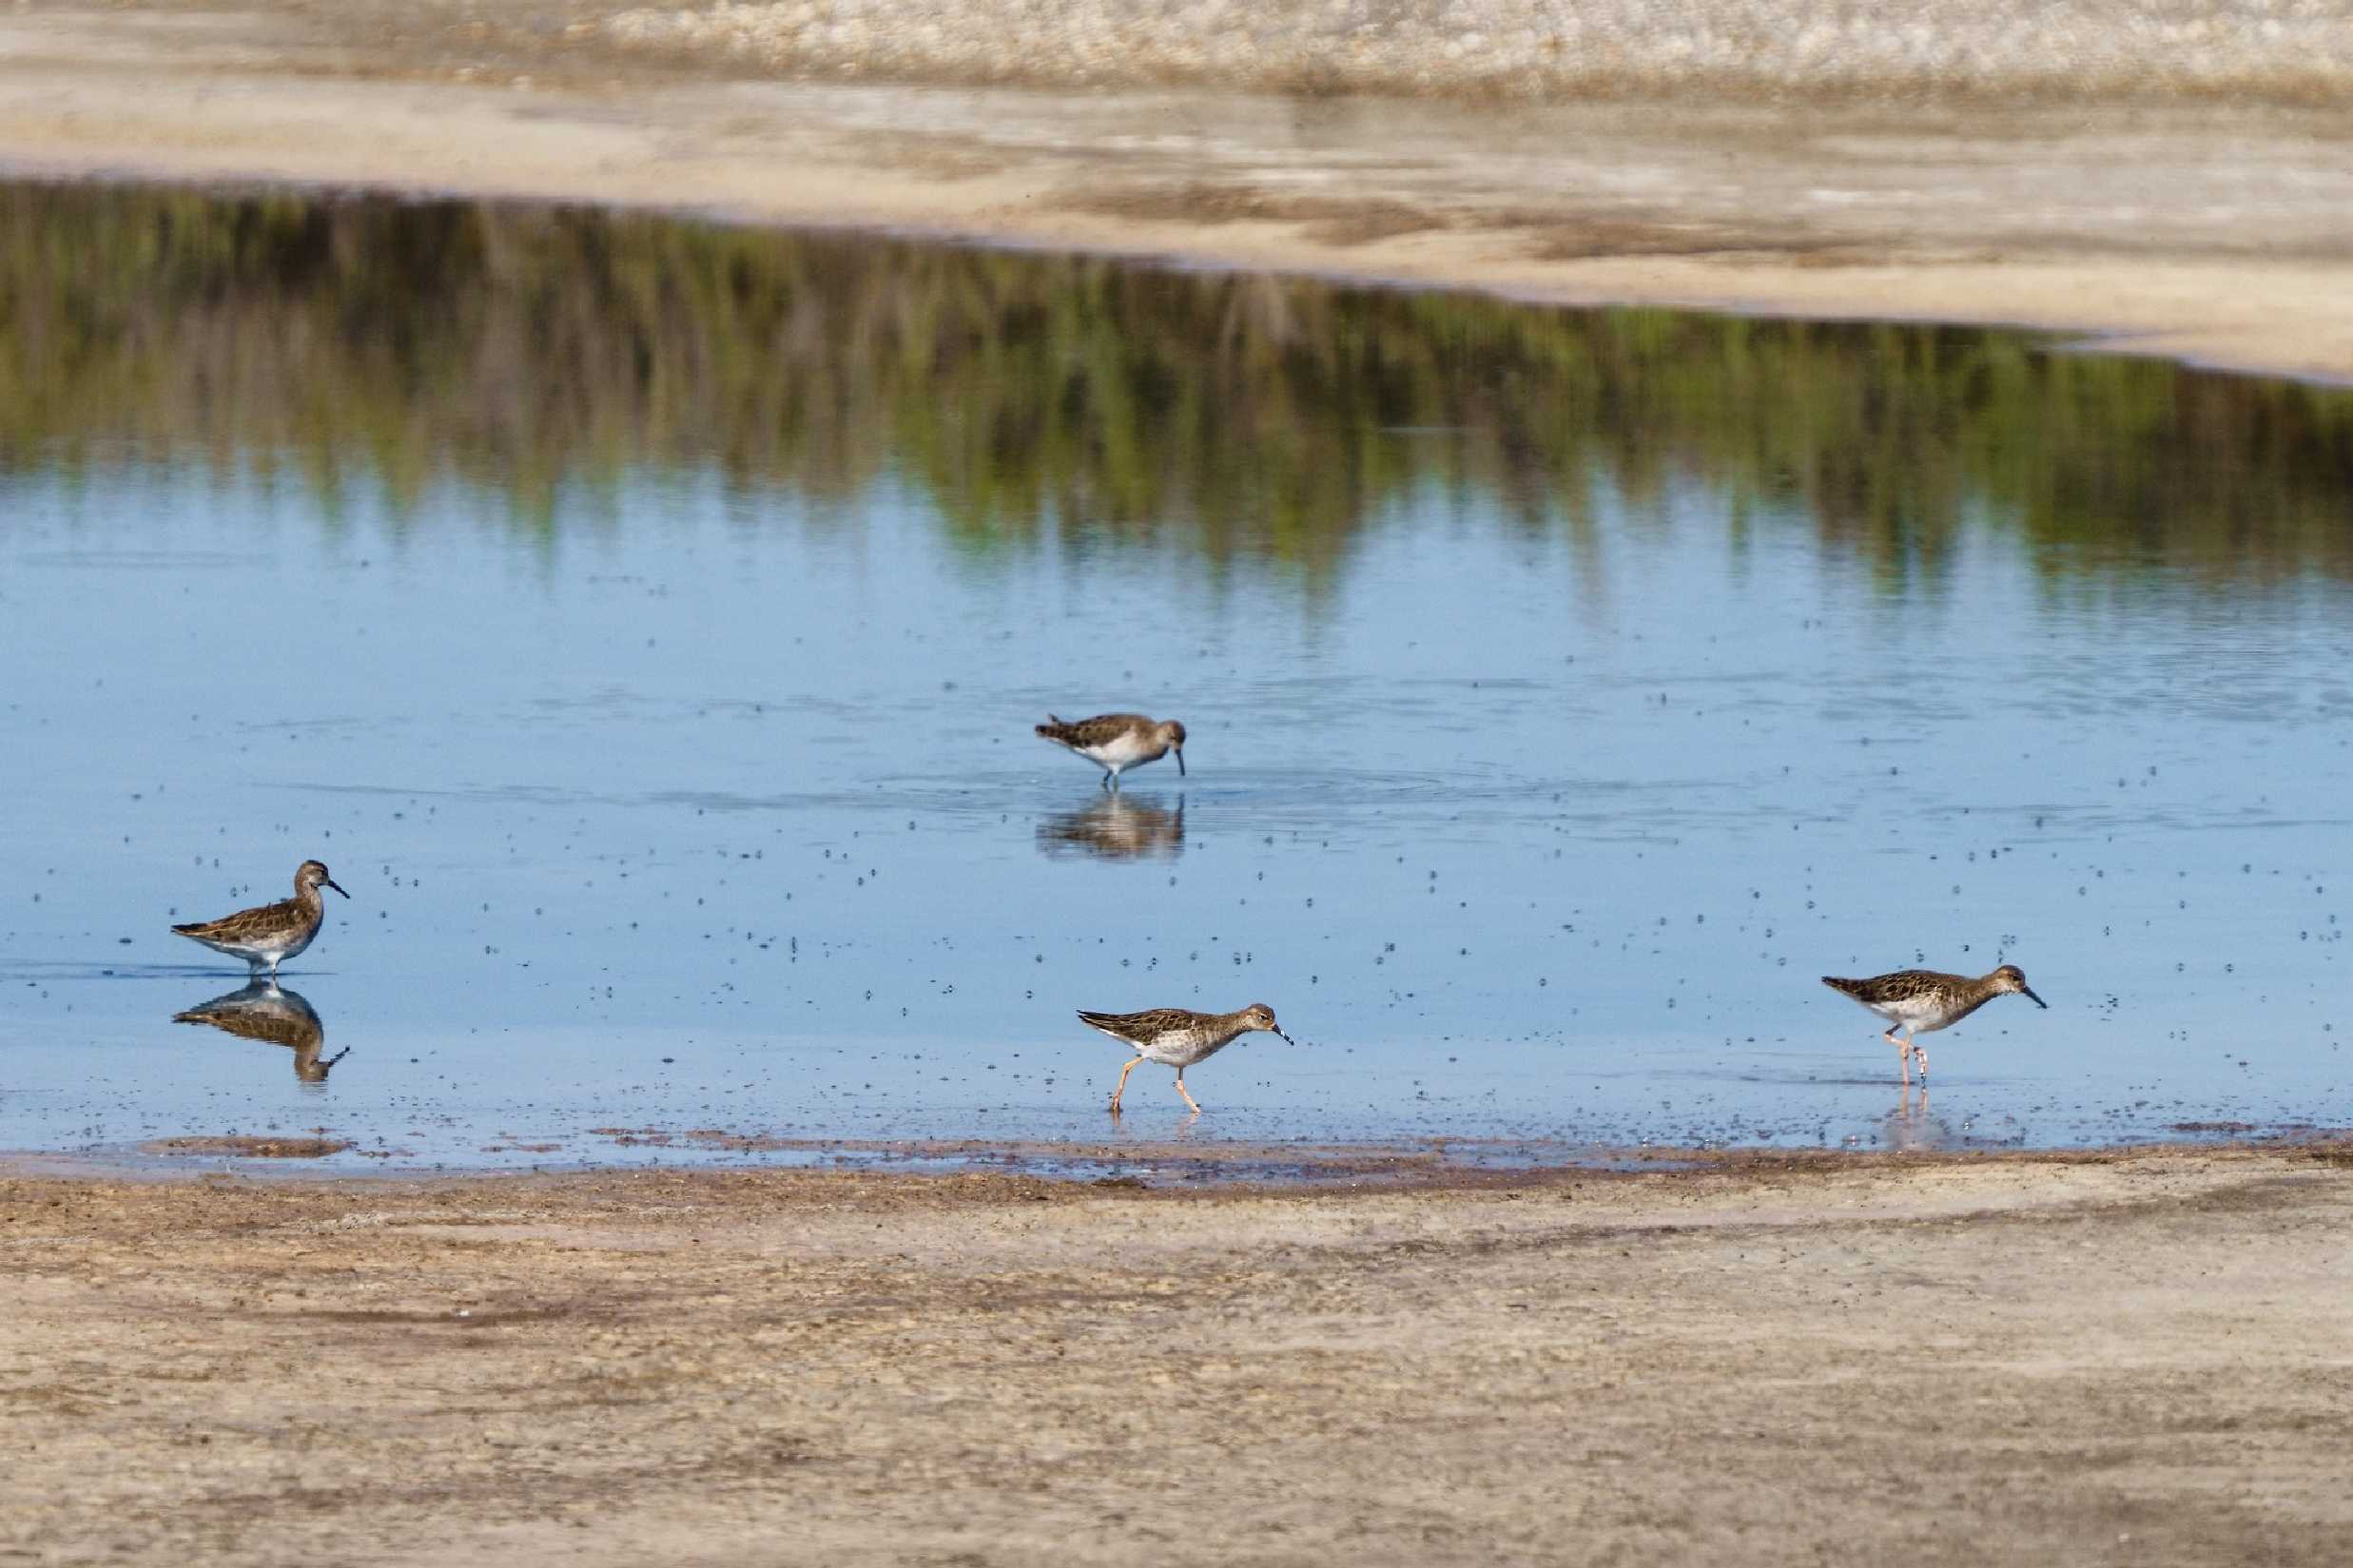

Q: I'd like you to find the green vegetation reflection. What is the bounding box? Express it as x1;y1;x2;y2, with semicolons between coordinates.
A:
4;181;2350;589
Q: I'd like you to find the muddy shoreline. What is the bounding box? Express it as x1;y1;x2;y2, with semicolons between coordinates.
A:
10;1129;2348;1187
10;1145;2353;1564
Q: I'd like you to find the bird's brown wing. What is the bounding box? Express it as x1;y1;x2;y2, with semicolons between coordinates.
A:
1037;714;1150;749
1820;970;1962;1005
172;897;302;942
1076;1007;1196;1037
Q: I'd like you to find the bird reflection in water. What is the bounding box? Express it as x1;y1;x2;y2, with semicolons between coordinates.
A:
173;981;349;1085
1036;794;1185;861
1880;1085;1949;1152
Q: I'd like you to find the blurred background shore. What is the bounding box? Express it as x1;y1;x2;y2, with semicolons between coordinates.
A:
597;0;2353;103
3;3;2351;380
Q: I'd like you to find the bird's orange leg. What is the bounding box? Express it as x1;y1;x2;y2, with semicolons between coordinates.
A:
1109;1055;1141;1113
1172;1071;1202;1113
1884;1030;1914;1081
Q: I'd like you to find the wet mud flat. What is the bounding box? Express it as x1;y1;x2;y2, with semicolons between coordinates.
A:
8;1145;2353;1565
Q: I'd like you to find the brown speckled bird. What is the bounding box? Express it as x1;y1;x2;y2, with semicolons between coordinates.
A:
1036;712;1186;790
1078;1003;1292;1113
171;860;348;978
1820;965;2047;1081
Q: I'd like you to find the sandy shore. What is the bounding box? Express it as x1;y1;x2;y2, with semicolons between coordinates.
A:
6;1146;2352;1564
3;6;2353;384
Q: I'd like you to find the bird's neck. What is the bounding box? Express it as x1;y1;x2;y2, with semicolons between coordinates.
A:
1942;978;2002;1022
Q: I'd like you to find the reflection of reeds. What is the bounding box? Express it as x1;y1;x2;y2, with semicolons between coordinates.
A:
4;180;2350;592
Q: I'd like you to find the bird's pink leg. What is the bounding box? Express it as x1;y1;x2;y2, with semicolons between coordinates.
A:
1109;1055;1141;1113
1173;1071;1202;1113
1884;1030;1913;1081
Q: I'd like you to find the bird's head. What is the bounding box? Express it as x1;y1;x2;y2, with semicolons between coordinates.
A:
1992;965;2045;1007
1159;719;1188;776
1240;1002;1293;1043
297;861;350;900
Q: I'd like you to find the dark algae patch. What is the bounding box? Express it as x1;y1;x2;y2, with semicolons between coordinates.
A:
143;1135;356;1159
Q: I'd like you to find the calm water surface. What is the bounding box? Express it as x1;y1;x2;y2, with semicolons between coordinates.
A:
2;183;2349;1171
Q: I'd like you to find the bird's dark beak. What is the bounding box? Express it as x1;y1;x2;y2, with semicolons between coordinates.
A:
1274;1028;1295;1045
325;879;350;900
1175;748;1186;777
2022;986;2047;1008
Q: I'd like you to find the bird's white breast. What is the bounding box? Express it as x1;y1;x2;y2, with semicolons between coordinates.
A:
1874;994;1945;1026
1141;1031;1230;1067
1082;732;1160;768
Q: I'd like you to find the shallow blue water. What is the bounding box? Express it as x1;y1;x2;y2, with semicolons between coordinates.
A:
0;187;2347;1171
